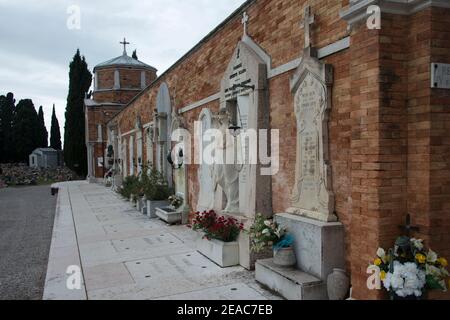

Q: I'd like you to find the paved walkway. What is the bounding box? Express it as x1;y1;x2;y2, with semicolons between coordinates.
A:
44;181;279;300
0;185;57;300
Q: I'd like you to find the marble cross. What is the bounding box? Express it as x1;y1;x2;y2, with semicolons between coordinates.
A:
300;6;315;49
120;37;130;55
242;12;249;36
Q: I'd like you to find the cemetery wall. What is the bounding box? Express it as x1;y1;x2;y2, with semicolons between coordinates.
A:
109;0;450;299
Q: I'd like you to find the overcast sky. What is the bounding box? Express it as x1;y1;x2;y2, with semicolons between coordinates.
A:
0;0;247;143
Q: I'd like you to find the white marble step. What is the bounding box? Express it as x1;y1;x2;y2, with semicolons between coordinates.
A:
255;258;328;300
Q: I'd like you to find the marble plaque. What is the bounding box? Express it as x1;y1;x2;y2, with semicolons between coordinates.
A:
288;52;335;222
431;63;450;89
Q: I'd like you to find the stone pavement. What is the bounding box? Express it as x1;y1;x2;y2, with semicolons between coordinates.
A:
43;181;281;300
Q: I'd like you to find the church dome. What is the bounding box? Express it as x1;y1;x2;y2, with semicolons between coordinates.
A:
94;38;157;72
94;53;157;72
92;39;158;104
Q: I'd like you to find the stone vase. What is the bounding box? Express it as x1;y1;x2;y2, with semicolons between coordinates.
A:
327;268;350;300
273;247;296;268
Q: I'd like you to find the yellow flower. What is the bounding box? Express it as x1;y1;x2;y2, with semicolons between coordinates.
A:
380;271;386;280
416;254;427;264
374;258;382;266
438;258;448;267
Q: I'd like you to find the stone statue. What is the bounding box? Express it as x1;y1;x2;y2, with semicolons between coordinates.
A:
212;111;240;213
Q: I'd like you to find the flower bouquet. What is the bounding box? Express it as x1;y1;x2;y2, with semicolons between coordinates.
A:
369;236;449;300
190;210;244;243
168;194;183;210
248;214;293;252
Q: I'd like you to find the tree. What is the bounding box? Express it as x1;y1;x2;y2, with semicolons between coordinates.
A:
37;106;48;147
64;49;92;176
0;92;16;163
132;49;138;60
12;99;40;162
50;104;62;150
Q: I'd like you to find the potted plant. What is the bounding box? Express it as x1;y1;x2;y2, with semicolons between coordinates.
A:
249;214;296;268
369;236;449;300
155;193;185;224
168;194;183;210
142;168;172;219
190;210;243;267
118;175;140;202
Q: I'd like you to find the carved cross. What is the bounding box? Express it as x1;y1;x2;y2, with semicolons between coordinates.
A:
398;214;420;237
242;12;249;36
300;6;315;49
120;37;130;55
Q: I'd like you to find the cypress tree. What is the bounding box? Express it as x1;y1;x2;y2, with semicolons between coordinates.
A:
12;99;40;162
50;104;62;150
37;106;48;147
0;92;16;163
63;49;92;176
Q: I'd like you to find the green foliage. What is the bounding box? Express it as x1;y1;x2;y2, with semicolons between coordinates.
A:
141;167;172;201
0;93;16;163
12;99;40;162
50;105;62;150
63;49;92;176
37;106;48;147
248;214;287;253
118;175;140;200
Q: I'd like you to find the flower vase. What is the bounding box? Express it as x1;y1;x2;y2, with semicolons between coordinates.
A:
273;247;296;268
327;269;350;300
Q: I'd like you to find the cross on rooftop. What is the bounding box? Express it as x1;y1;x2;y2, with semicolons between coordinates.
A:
242;12;249;36
300;6;315;49
120;37;130;55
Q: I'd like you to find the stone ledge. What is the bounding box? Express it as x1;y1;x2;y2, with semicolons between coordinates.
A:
275;213;345;280
255;259;328;300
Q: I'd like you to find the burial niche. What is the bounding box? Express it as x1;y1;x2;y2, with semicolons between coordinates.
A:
196;108;216;212
155;82;173;187
216;40;271;218
287;34;336;222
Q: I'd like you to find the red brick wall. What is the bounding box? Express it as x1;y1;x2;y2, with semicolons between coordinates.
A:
97;69;115;90
428;7;450;300
87;106;124;178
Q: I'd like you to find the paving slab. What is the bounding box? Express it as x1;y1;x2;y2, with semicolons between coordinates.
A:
44;181;281;300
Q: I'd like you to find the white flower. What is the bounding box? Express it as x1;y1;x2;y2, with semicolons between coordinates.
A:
377;248;386;259
383;272;392;290
384;261;426;297
426;264;440;276
262;228;270;235
411;238;424;251
427;249;438;263
264;220;272;227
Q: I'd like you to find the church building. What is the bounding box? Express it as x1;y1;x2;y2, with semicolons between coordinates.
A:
85;0;450;300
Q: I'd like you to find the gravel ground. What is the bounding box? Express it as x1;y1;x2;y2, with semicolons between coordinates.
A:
0;185;56;300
